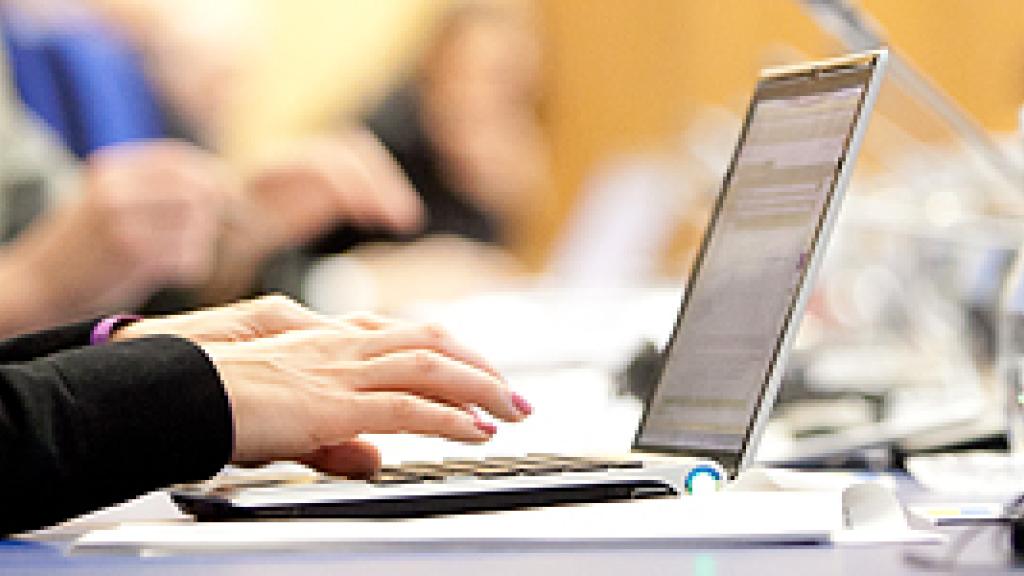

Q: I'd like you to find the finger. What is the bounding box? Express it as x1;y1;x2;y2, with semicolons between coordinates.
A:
289;139;387;231
336;131;423;232
317;164;380;230
339;392;496;443
351;350;527;422
240;294;340;337
358;323;504;381
139;296;337;344
299;438;381;479
118;142;226;205
344;128;423;230
338;312;402;331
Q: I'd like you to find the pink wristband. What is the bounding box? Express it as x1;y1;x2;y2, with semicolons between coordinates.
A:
90;314;143;345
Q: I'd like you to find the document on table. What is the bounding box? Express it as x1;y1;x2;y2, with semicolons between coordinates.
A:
74;493;835;554
73;482;941;554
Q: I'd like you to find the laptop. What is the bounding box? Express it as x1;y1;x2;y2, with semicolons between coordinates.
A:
172;49;888;520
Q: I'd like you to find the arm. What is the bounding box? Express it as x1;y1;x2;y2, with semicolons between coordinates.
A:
0;319;96;364
0;141;229;337
0;297;529;535
0;336;231;536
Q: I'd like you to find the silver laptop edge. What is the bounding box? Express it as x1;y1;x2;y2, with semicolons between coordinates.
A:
633;49;889;478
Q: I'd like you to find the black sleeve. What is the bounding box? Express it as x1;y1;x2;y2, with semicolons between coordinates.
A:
0;319;97;363
0;335;233;535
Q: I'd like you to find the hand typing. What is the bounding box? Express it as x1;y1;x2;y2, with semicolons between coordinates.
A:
116;296;530;478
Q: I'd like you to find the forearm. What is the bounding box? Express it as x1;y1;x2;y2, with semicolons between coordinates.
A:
0;336;232;535
0;241;66;337
0;206;163;334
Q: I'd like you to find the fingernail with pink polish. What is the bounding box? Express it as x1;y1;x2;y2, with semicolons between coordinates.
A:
474;416;498;436
509;392;533;416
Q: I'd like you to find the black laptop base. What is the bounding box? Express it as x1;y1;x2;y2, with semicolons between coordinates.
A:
172;477;677;521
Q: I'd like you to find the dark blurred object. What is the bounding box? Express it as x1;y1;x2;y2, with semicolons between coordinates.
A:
1012;513;1024;560
616;340;664;404
368;82;502;244
774;350;885;445
0;177;46;242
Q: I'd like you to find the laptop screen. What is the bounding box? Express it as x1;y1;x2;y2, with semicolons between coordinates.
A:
634;60;879;466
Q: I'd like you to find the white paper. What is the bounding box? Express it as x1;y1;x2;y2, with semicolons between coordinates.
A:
730;468;896;493
731;469;942;545
75;492;836;554
27;491;189;540
72;468;943;553
907;452;1024;498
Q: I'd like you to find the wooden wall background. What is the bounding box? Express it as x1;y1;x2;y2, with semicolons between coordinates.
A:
222;1;1024;269
530;0;1024;267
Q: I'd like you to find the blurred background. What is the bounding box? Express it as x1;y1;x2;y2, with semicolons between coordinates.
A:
210;0;1024;270
4;0;1024;482
6;0;1023;286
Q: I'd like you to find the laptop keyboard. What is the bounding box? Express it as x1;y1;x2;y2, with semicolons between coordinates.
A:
173;455;682;519
368;454;644;485
195;454;646;495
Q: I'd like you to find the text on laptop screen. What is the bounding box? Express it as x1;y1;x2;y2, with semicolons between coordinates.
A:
637;66;873;455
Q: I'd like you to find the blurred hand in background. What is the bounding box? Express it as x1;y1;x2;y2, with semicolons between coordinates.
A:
243;130;424;255
199;129;426;305
0;141;229;334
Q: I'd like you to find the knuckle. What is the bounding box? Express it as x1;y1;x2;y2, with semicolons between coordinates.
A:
342;312;371;323
250;294;303;324
305;333;338;358
328;361;360;385
259;293;298;311
439;410;466;433
420;322;447;343
410;350;440;374
386;395;416;422
341;312;377;329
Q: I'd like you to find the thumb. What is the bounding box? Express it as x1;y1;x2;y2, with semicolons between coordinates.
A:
299;438;382;479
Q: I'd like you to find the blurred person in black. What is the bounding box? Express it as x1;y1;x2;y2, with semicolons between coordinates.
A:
356;1;547;248
304;1;550;310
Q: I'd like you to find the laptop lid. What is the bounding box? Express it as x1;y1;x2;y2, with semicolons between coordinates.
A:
633;50;888;477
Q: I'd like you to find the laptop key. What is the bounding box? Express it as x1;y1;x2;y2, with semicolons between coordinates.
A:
586;458;644;470
516;463;573;476
472;466;520;478
368;473;423;485
434;464;481;476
